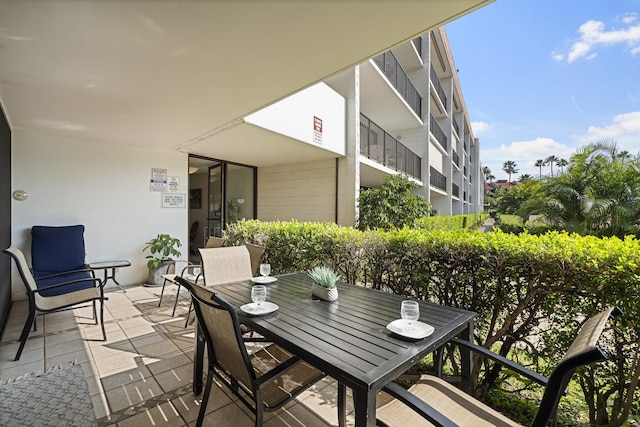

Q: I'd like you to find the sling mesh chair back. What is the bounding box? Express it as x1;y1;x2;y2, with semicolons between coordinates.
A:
376;307;622;427
183;246;253;326
31;225;94;296
4;246;106;361
175;277;325;427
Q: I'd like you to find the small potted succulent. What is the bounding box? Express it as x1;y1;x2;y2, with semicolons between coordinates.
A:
308;266;340;302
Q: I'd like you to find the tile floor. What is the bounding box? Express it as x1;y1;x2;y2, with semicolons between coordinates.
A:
0;283;356;426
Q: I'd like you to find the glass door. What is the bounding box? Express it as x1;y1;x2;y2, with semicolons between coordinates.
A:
202;160;256;239
208;163;223;237
225;163;255;227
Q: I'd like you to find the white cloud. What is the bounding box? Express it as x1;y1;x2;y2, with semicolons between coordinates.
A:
558;16;640;63
551;51;564;61
577;111;640;153
481;138;576;180
471;121;491;135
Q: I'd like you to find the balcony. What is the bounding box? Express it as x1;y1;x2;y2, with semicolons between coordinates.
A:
453;116;460;138
430;166;446;191
360;114;422;180
452;182;460;198
430;114;448;152
430;64;447;111
452;150;460;168
372;51;422;118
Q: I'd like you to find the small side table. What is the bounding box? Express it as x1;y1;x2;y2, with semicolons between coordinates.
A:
89;260;131;292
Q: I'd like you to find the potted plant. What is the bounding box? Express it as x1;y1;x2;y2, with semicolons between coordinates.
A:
143;234;182;286
308;266;340;302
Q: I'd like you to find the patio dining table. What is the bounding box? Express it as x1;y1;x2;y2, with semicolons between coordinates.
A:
192;272;477;427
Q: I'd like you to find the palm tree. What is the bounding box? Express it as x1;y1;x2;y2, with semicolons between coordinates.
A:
534;159;545;179
545;155;559;176
519;174;534;182
557;158;569;174
502;160;519;183
482;166;495;183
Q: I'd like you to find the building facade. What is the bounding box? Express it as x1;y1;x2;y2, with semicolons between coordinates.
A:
208;27;485;228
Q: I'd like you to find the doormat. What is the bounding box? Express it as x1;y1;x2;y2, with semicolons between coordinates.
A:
0;362;96;427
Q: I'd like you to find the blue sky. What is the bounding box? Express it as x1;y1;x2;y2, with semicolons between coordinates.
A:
445;0;640;181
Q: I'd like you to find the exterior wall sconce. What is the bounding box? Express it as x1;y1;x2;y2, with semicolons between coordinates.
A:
12;189;28;201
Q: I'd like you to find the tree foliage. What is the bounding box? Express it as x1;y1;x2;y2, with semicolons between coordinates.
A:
536;141;640;237
356;174;432;230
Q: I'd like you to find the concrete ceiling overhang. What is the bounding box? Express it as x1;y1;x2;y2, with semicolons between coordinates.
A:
0;0;492;162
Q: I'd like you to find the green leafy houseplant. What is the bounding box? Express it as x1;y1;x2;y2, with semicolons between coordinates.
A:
143;234;182;269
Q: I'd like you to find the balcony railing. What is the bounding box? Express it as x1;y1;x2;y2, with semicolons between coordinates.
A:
452;183;459;198
452;150;460;167
430;64;447;110
429;114;448;152
412;37;422;59
373;52;422;118
430;166;446;191
360;114;422;180
453;116;460;137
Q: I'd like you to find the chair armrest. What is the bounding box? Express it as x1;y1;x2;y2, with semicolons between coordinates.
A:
449;338;548;387
31;277;103;294
381;382;458;427
34;268;95;281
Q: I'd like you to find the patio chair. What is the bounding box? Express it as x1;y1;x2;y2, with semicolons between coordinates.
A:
376;306;622;427
204;236;225;248
31;225;95;296
183;246;253;327
245;242;266;276
4;246;106;361
157;260;202;316
175;277;326;427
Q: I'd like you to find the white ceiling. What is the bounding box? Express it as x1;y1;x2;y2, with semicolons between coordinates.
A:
0;0;492;165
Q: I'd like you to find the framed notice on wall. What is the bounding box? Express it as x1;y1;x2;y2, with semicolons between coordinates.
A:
162;193;186;208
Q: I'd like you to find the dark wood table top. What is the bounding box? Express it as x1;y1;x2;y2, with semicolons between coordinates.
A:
211;272;476;393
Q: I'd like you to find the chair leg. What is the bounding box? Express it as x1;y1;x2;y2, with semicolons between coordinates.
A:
337;382;347;427
15;308;36;361
196;368;214;427
100;298;106;341
158;279;169;307
184;300;193;328
255;390;264;427
171;283;182;317
93;300;98;324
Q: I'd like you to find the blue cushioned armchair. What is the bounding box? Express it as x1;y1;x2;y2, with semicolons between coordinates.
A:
31;225;95;296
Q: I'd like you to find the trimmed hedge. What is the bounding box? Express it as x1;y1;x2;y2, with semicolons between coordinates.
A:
226;220;640;426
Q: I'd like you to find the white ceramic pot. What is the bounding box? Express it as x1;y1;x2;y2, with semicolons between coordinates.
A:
312;283;338;302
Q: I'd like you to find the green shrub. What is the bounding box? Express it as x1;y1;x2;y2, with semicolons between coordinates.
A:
225;220;640;426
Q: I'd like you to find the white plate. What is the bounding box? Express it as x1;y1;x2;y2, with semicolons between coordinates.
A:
386;319;434;339
240;301;279;316
251;276;278;284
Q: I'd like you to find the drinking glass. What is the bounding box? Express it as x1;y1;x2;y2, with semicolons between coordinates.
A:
400;300;420;333
251;285;267;309
259;263;271;278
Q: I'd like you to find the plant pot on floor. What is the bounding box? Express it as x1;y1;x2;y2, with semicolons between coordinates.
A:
146;261;174;287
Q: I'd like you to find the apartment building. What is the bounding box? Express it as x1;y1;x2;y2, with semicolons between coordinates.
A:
190;27;484;237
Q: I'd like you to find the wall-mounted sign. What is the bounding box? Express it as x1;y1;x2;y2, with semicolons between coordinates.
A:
313;116;323;145
167;176;180;192
162;193;186;208
150;168;167;192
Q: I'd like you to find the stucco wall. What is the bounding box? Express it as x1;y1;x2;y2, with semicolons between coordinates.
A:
10;129;188;299
258;159;337;223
